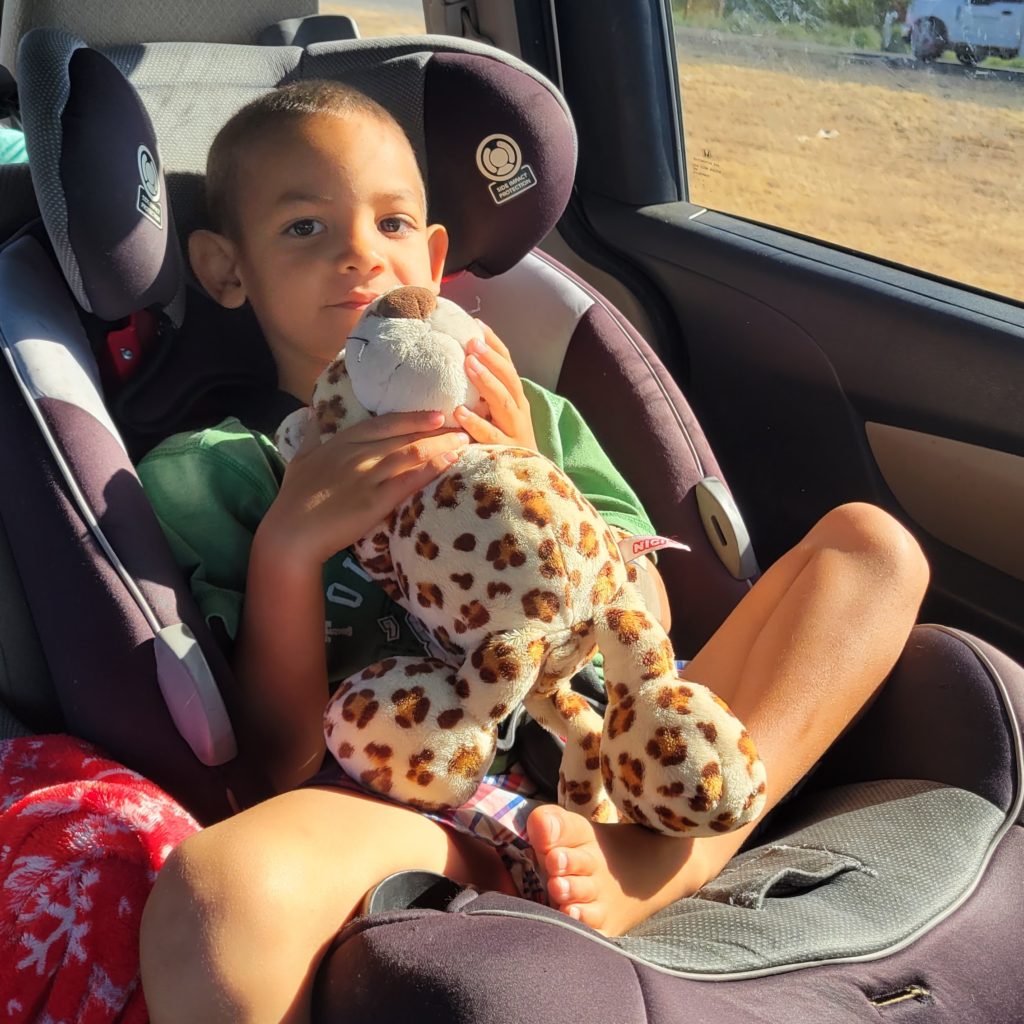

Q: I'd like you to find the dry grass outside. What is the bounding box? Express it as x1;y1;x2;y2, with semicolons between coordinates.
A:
679;57;1024;302
323;4;424;37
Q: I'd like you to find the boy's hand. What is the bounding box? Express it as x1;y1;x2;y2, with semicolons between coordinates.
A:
259;410;469;567
454;321;538;452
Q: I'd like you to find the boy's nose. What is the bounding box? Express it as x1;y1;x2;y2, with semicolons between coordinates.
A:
338;224;384;274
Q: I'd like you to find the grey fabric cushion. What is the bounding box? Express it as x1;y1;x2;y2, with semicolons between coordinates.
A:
0;0;317;73
432;780;1007;978
315;823;1024;1024
103;41;303;179
615;779;1006;974
14;30;79;297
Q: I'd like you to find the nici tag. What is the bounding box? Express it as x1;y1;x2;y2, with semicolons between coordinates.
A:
618;535;691;563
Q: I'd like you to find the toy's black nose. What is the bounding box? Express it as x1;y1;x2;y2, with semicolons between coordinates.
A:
375;286;437;320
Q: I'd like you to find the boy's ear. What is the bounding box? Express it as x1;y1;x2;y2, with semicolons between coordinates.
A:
426;223;449;291
188;229;247;309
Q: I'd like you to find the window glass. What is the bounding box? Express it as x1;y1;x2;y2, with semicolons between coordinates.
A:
324;0;425;36
672;0;1024;303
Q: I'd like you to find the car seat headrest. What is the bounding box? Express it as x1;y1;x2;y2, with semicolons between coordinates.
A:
18;31;184;324
418;50;573;277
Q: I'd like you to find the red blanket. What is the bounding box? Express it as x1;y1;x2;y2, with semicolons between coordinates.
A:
0;736;200;1023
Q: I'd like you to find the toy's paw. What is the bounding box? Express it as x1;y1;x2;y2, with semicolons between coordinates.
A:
602;680;767;837
323;658;498;811
274;407;309;462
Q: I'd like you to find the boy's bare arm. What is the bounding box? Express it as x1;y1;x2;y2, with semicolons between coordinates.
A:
233;410;470;793
234;531;331;793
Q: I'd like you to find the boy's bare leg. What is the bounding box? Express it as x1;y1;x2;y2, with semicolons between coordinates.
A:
140;785;515;1024
527;502;930;935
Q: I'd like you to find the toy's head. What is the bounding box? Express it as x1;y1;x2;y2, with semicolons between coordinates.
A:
346;286;486;425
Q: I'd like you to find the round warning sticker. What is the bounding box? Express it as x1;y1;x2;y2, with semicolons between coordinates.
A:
137;145;160;200
136;144;164;228
475;134;523;181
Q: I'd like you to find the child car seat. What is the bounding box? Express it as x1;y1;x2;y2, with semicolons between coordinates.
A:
1;25;1022;1024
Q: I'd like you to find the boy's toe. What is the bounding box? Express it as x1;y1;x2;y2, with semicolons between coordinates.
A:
527;804;596;857
544;842;596;879
526;804;566;855
549;872;598;908
566;899;609;932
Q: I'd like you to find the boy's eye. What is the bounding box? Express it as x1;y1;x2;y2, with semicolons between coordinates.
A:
286;219;325;238
379;216;411;236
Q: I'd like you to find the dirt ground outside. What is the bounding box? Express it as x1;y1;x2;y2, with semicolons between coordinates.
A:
337;4;1024;304
326;3;425;39
676;38;1024;303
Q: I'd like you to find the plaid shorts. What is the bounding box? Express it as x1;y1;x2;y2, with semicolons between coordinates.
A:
305;761;549;904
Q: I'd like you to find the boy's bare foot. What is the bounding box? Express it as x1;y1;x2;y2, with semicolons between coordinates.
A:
525;804;715;936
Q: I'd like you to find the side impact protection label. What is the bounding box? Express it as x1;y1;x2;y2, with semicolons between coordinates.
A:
136;144;163;228
476;133;537;205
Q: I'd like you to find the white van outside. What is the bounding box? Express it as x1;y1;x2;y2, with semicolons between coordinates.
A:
904;0;1024;63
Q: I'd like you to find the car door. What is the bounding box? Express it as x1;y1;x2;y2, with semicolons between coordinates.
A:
425;0;1024;664
962;0;1024;50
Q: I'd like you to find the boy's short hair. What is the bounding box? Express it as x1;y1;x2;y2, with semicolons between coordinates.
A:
205;80;413;239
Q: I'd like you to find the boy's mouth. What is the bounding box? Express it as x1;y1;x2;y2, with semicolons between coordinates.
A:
329;291;378;310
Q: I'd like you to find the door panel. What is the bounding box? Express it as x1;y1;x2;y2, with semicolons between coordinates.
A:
866;423;1024;582
584;197;1024;661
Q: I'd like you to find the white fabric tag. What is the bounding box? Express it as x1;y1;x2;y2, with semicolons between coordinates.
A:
618;535;691;563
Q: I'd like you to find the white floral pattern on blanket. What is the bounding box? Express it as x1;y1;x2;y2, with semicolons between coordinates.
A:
0;735;199;1023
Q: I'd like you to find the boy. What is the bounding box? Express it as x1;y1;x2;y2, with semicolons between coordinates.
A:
139;80;929;1024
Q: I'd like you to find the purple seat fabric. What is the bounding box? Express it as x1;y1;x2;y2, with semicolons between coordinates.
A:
314;843;1024;1024
314;839;1024;1024
0;232;264;822
311;626;1024;1023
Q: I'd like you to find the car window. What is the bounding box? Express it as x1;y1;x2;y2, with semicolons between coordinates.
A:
671;0;1024;303
329;0;425;36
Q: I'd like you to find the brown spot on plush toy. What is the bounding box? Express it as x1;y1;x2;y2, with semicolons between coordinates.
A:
277;286;767;834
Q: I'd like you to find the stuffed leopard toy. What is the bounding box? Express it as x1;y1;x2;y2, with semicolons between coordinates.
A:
277;286;767;837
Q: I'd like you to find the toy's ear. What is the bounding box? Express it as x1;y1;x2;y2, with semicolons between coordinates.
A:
274;407;310;462
310;354;372;436
275;354;372;461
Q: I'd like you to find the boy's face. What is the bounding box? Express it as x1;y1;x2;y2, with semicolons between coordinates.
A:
193;111;448;394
